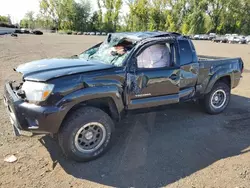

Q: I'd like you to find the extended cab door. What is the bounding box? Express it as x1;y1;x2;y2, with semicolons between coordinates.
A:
178;39;199;100
126;40;180;110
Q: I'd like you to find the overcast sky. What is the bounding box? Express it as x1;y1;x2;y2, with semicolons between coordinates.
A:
0;0;101;24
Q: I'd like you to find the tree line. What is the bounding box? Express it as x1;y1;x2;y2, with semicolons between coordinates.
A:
17;0;250;35
0;15;17;28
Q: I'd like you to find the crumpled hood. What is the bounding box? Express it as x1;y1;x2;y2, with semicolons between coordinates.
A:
15;58;114;82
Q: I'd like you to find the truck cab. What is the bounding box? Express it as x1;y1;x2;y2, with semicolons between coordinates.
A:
125;36;199;110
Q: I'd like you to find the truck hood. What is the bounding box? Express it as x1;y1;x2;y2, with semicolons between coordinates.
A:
15;58;114;82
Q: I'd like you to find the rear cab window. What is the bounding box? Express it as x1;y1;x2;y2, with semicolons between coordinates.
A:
178;39;197;66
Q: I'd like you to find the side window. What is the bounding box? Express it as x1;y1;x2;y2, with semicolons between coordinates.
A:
178;40;193;66
136;43;173;69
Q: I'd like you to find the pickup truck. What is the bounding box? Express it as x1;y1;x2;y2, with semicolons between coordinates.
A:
3;32;244;162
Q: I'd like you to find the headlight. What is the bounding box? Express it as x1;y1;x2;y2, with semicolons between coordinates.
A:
21;81;54;102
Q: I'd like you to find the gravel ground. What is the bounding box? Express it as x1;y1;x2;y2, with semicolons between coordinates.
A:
0;34;250;188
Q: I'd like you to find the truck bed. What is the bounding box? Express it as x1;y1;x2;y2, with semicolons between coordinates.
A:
198;55;243;68
198;55;229;60
197;55;244;92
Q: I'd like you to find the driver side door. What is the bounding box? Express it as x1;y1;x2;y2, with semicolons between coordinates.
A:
126;41;180;110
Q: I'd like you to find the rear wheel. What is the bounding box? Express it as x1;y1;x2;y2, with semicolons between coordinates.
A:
58;106;115;162
202;82;231;114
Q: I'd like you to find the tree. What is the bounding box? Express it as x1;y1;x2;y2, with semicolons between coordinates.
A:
148;0;164;31
72;0;91;32
0;15;9;24
17;0;250;35
39;0;74;30
20;19;29;28
205;0;227;33
25;11;35;29
89;11;99;32
97;0;104;31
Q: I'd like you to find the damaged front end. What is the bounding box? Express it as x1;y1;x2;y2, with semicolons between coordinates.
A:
3;68;63;135
3;81;23;136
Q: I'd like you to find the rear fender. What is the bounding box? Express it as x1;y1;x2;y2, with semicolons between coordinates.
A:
205;71;232;94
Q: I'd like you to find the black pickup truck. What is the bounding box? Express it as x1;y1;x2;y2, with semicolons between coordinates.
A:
4;32;244;161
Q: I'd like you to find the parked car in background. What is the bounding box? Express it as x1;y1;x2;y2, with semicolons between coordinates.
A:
14;29;22;34
90;32;95;35
32;30;43;35
208;33;216;40
246;36;250;44
102;32;107;35
201;34;209;40
66;31;72;35
21;28;30;34
228;36;238;44
96;32;101;35
228;36;247;44
193;35;200;40
212;36;228;43
238;36;247;44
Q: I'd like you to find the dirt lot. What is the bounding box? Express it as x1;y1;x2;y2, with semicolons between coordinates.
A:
0;34;250;188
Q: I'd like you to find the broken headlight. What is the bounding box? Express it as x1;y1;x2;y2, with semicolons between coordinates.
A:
21;81;54;102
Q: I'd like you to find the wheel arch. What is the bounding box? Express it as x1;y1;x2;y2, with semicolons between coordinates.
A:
63;97;121;123
56;86;124;133
205;74;231;94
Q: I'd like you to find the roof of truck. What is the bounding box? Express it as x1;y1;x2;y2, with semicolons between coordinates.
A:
110;31;182;41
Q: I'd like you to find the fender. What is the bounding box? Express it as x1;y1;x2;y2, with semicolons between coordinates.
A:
205;70;232;94
56;85;124;118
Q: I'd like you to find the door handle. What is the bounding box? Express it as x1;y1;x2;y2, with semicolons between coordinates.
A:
169;74;178;80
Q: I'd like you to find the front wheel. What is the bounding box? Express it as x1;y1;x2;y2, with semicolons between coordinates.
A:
58;106;115;162
202;82;231;115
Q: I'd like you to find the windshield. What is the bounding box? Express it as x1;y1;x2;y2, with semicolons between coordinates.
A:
79;35;135;67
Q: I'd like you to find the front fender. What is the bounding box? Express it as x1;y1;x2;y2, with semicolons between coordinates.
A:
56;85;124;116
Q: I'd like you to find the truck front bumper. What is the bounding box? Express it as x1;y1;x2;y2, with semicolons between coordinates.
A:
3;82;65;135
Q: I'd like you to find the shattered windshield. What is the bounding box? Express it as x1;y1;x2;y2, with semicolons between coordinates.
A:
79;34;136;67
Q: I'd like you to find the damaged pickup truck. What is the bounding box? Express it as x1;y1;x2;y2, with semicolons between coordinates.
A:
4;32;244;161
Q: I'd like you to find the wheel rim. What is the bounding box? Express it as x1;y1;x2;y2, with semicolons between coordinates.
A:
211;89;227;109
74;122;106;153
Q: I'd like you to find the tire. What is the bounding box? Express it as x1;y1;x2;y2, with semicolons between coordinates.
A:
202;82;231;115
58;106;115;162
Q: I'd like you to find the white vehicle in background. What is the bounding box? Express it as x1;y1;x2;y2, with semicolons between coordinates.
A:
193;34;200;40
21;28;30;34
228;36;239;44
209;33;216;40
228;36;247;44
246;36;250;44
238;36;247;44
232;34;239;37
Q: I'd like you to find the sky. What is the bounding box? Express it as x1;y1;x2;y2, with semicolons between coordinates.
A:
0;0;100;24
0;0;40;24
